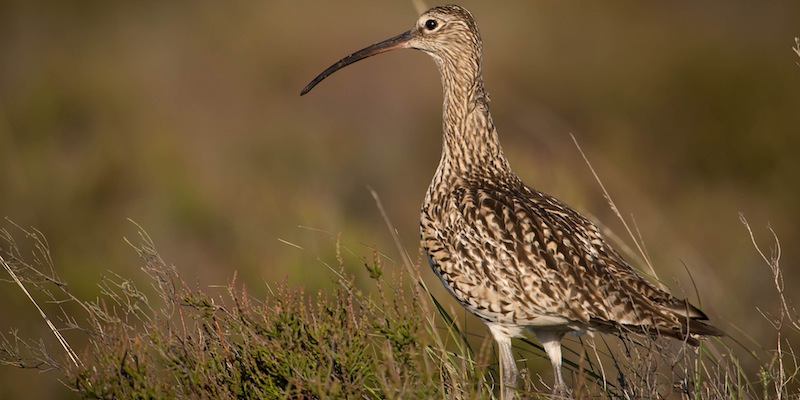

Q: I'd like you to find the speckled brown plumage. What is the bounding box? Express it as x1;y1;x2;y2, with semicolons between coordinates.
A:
301;5;722;398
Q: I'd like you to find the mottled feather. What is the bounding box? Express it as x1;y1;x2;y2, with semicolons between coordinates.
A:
301;4;722;397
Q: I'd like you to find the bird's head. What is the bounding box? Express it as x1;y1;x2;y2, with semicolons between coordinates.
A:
301;5;482;96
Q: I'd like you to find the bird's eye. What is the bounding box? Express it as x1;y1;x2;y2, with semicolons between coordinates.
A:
425;19;438;30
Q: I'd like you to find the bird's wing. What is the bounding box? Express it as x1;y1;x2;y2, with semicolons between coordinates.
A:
447;179;699;330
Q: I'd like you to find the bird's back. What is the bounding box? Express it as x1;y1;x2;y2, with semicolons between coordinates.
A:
421;170;721;342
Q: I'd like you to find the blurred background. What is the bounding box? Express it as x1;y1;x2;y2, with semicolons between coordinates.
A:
1;1;798;397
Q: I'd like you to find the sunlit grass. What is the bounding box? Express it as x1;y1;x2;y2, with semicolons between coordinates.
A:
1;214;798;399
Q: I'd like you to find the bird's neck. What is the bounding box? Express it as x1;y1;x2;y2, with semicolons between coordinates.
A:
436;62;511;180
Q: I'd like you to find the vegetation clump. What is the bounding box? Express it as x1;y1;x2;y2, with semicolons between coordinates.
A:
1;220;799;398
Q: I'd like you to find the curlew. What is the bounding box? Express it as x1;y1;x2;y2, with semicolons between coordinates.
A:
301;5;722;398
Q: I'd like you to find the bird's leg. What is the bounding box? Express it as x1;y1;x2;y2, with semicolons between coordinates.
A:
533;330;570;397
488;324;518;399
497;336;518;399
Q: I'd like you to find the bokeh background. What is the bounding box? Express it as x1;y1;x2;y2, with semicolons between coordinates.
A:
1;1;799;398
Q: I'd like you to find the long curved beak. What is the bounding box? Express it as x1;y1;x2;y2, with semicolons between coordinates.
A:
300;30;414;96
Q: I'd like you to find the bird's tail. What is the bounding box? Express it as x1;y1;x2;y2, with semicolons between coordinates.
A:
668;299;725;345
624;299;725;346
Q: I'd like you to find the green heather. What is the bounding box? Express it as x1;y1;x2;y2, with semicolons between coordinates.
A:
1;219;798;398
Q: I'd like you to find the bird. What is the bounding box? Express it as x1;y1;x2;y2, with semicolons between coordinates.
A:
301;4;722;398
